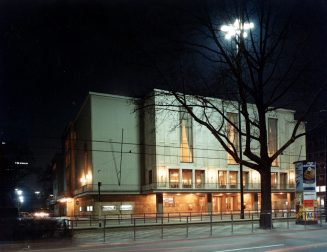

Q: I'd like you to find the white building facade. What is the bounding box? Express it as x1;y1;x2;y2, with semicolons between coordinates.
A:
56;90;306;216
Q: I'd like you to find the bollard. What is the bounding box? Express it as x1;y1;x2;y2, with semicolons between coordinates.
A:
251;214;254;233
161;215;164;239
287;211;289;229
168;213;170;223
179;212;181;222
231;213;234;234
186;216;189;238
304;211;307;230
103;218;106;242
210;213;213;236
133;218;136;240
90;215;92;227
144;213;146;224
201;212;202;221
221;211;223;220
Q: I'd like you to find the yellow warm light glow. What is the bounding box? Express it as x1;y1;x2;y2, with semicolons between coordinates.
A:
80;177;86;184
58;197;73;203
86;173;92;181
289;172;295;181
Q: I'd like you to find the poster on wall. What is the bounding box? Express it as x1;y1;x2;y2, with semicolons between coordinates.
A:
295;162;303;192
303;162;316;191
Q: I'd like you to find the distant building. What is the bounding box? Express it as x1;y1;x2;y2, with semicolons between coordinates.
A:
54;90;306;217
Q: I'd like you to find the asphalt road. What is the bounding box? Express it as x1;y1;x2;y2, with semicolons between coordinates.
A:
2;228;327;252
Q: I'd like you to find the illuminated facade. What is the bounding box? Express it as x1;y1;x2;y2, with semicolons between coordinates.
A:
55;90;306;216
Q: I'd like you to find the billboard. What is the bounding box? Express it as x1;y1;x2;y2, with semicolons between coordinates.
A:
295;161;317;224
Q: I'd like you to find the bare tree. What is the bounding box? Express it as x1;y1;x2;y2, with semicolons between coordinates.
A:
137;0;324;228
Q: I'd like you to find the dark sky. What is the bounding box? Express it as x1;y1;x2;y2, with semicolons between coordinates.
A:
0;0;170;167
1;0;327;172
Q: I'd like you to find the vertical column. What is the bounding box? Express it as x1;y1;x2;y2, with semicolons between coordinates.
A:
192;170;196;189
207;193;212;214
227;171;230;189
156;193;163;214
287;192;291;210
253;193;258;211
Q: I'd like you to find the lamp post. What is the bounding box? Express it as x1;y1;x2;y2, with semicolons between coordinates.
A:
221;19;254;219
15;189;24;213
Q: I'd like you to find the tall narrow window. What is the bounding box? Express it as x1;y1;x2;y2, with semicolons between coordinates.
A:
182;169;192;188
149;170;152;184
271;172;278;188
229;171;238;188
218;170;227;188
195;170;205;188
227;113;239;164
169;169;179;188
268;118;278;166
180;108;193;163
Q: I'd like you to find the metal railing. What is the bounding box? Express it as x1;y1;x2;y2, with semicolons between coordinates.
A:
73;182;296;195
67;209;326;243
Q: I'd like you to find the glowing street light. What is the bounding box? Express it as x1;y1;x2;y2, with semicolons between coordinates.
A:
221;18;254;220
15;189;24;212
221;19;254;40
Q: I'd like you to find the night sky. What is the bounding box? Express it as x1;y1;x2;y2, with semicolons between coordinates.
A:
1;0;327;175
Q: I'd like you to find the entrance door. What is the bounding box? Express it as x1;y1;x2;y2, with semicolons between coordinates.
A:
226;197;234;212
213;196;222;213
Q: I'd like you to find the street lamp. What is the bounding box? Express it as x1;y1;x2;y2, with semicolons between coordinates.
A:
221;19;254;219
15;189;24;213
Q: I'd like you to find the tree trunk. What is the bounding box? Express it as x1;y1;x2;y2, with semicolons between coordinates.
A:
259;166;272;229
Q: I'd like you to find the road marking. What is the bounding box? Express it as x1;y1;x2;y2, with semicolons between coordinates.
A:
214;244;284;252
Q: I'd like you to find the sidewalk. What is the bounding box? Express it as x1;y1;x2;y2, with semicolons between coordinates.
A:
1;220;327;251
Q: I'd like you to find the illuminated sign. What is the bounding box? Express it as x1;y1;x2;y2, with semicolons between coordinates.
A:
120;204;133;211
102;205;116;211
14;162;29;165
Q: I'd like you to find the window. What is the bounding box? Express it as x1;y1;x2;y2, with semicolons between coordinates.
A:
227;113;239;164
182;169;193;188
195;170;205;188
169;169;179;188
149;170;152;184
268;118;278;166
280;173;287;189
271;172;278;188
218;170;227;188
229;171;238;188
242;171;249;189
180;108;193;163
86;205;93;212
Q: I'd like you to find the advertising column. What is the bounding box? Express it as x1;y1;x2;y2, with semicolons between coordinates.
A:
295;161;317;224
